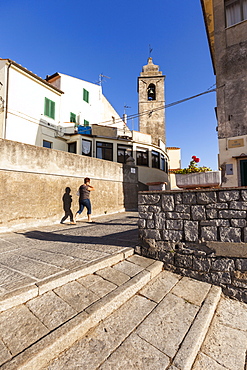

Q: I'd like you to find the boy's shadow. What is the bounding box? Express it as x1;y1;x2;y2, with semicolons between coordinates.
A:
61;187;75;224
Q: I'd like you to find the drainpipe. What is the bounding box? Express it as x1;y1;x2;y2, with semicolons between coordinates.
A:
4;60;12;139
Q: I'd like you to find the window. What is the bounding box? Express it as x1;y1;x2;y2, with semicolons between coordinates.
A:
83;88;89;103
225;0;247;27
136;148;149;166
152;150;160;168
117;145;132;164
147;83;156;101
165;157;168;173
44;98;55;119
70;112;76;123
43;140;52;148
68;142;77;154
84;119;89;127
96;142;113;161
160;154;168;173
160;154;165;171
82;139;92;156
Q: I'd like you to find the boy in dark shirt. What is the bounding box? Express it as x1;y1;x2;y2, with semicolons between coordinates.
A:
75;177;95;222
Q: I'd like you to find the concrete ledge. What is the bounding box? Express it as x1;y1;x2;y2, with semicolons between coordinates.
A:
173;285;222;370
206;241;247;257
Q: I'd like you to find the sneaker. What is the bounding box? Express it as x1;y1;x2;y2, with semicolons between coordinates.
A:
70;221;76;225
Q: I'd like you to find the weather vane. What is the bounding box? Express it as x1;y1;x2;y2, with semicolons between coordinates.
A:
149;44;153;57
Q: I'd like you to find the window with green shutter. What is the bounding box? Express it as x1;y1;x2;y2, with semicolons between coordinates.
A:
44;98;55;119
84;119;89;127
83;88;89;103
70;112;76;123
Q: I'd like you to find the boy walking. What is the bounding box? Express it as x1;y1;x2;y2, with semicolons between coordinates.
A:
75;177;95;222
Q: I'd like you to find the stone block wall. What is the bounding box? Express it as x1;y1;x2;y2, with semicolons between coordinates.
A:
138;188;247;303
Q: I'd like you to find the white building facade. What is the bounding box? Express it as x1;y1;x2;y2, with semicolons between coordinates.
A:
0;58;170;187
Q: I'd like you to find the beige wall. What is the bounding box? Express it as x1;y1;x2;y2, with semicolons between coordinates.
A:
0;139;137;232
167;147;181;189
219;135;247;187
212;0;247;186
137;166;167;185
167;147;181;170
101;94;125;129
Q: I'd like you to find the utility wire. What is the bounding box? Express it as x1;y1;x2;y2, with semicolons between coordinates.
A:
95;87;216;127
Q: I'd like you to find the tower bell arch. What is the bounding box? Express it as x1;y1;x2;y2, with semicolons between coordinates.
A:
138;57;166;146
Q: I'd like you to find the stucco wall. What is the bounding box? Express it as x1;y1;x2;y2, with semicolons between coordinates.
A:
6;65;62;145
214;0;247;141
211;1;247;187
0;139;138;232
58;73;102;127
138;188;247;303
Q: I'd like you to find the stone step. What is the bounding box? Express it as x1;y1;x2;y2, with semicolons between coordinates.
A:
0;247;134;313
39;270;222;369
192;295;247;370
0;254;163;369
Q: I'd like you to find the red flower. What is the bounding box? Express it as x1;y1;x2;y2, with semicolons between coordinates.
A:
194;157;200;163
192;156;197;160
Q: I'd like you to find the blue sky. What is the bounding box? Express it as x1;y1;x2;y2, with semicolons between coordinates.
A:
2;0;218;169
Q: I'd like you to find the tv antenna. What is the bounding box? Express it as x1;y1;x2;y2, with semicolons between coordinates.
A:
123;104;131;125
98;73;110;86
124;104;131;114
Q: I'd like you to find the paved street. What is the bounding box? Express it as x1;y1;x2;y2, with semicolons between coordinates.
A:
0;212;138;304
0;211;247;369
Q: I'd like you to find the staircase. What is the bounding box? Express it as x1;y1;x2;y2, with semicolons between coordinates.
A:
0;249;246;369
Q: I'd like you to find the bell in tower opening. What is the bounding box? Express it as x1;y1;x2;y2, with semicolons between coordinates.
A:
147;83;156;100
138;57;166;146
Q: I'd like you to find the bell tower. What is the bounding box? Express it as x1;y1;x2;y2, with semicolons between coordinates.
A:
138;58;166;146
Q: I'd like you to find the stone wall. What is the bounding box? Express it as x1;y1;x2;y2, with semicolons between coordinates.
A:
138;188;247;303
0;139;138;232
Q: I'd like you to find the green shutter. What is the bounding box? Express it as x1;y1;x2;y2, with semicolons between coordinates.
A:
44;98;55;119
70;112;76;123
44;98;49;116
83;88;89;103
84;119;89;127
50;100;55;119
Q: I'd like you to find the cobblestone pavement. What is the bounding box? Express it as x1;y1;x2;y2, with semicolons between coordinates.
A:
0;211;138;300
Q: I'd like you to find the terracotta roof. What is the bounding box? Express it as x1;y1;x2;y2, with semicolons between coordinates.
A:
169;168;181;173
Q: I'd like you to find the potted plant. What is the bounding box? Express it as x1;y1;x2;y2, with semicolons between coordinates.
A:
174;156;221;189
